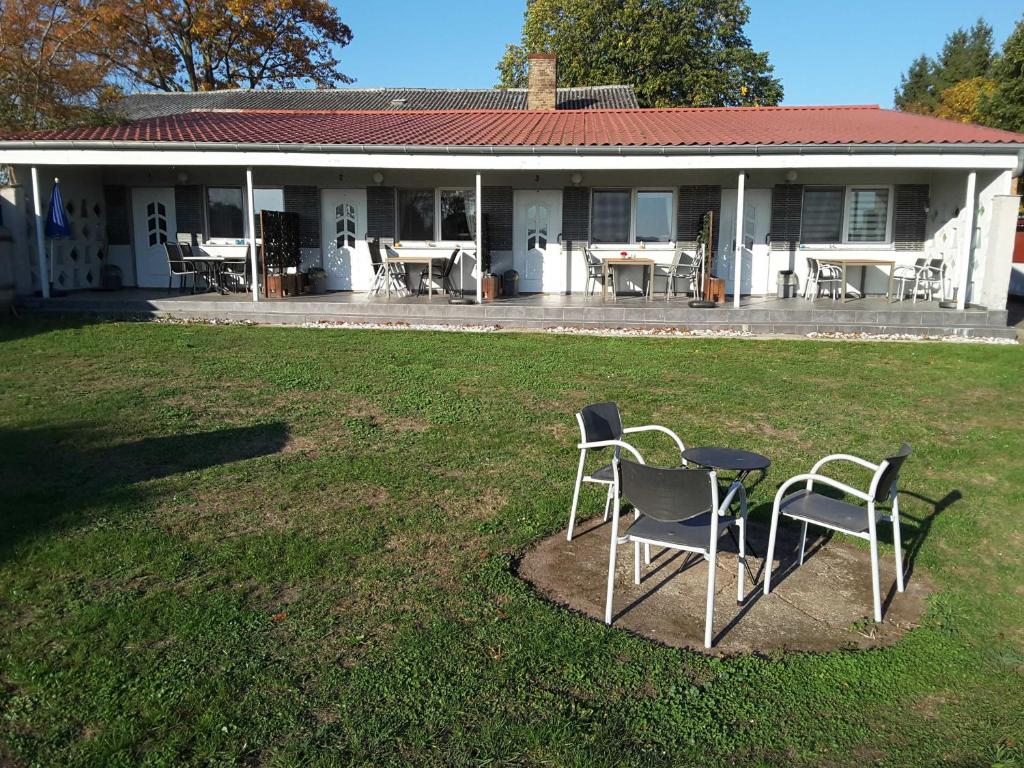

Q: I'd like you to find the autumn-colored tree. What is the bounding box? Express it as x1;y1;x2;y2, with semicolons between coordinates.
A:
980;16;1024;133
496;0;782;108
96;0;353;91
935;76;996;124
0;0;117;131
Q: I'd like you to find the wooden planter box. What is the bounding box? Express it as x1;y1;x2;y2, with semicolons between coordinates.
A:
265;273;285;298
482;274;500;301
704;276;725;303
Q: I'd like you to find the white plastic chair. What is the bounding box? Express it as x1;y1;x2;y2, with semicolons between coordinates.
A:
804;257;842;300
764;444;912;622
608;459;748;648
567;402;686;542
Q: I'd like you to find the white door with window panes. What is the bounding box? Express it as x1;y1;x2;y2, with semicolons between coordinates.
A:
513;190;562;293
321;189;370;291
131;187;177;288
716;189;771;296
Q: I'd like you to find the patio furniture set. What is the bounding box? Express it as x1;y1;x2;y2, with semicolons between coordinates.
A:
805;256;948;303
584;246;704;301
164;239;248;295
368;238;462;299
569;402;911;648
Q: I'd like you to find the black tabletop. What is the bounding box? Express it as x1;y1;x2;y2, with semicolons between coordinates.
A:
681;446;770;473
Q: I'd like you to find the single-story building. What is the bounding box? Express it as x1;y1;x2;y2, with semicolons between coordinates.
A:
1;55;1022;321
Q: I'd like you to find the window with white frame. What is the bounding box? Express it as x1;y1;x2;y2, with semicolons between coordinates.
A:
397;187;476;242
800;185;892;245
206;187;245;239
591;189;674;244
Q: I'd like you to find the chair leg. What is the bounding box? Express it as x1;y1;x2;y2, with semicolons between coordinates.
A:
704;548;718;648
644;543;651;565
764;507;781;595
869;535;883;622
602;484;613;522
567;450;586;542
798;519;809;565
604;487;620;625
736;518;747;605
892;496;905;593
634;540;641;585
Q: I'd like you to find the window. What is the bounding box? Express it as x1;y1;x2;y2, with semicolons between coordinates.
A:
397;188;477;241
253;188;284;218
800;185;893;245
846;188;890;243
591;190;631;243
440;189;475;240
398;189;434;241
206;187;244;239
635;190;673;242
800;187;844;244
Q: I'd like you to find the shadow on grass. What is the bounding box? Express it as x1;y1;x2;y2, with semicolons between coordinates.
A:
0;421;290;563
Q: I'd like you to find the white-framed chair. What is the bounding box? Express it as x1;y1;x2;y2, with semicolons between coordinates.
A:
658;247;701;300
764;444;912;622
567;401;687;542
804;256;842;300
893;258;929;302
607;459;748;648
164;242;198;293
368;237;406;295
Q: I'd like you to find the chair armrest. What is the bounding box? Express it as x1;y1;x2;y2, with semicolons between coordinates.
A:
576;439;645;464
811;453;879;475
717;480;747;517
622;425;686;461
774;473;872;507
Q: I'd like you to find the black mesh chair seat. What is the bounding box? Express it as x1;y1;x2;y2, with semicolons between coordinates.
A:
778;489;871;533
588;464;614;482
625;511;735;550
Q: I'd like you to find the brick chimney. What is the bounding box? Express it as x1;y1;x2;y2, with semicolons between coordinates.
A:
527;53;558;110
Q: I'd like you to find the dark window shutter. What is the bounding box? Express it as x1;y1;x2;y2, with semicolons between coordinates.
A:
770;184;803;252
562;187;590;242
676;185;721;251
893;184;929;251
103;186;130;245
174;185;204;242
284;186;319;247
481;186;512;250
367;186;395;239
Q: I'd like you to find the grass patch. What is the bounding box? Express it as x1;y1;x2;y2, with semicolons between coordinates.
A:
0;318;1022;766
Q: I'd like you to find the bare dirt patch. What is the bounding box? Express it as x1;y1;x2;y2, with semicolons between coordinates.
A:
517;514;932;656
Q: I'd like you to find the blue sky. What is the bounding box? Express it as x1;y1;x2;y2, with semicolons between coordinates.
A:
336;1;1022;106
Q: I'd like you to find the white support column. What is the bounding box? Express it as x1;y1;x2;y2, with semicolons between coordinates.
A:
956;170;977;311
475;172;483;305
733;171;745;308
30;167;49;298
246;168;259;303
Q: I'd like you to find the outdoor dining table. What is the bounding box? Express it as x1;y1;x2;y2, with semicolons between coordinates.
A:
384;247;439;298
601;255;656;302
681;445;771;558
182;253;248;295
821;257;897;303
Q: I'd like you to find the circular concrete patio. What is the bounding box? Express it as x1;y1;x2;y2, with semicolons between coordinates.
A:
517;513;932;656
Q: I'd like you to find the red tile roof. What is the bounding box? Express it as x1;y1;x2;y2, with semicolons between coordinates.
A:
6;105;1024;148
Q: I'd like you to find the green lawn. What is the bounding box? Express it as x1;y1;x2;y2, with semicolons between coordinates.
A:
1;318;1022;767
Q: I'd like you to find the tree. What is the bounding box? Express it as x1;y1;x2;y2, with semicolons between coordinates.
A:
0;0;117;131
95;0;353;92
496;0;783;108
980;16;1024;133
935;76;996;123
895;18;994;116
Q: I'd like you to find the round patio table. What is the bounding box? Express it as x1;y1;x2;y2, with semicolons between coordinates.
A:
681;446;771;479
682;446;770;558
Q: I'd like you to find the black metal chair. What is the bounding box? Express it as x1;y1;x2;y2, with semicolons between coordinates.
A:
164;242;198;293
608;459;748;648
764;444;912;622
568;402;687;541
418;247;460;295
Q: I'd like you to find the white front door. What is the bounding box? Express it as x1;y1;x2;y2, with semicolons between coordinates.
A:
716;189;771;295
321;189;369;291
131;187;176;288
513;190;563;293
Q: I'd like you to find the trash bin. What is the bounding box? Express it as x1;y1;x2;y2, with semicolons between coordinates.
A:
502;269;519;297
777;270;799;299
99;264;122;291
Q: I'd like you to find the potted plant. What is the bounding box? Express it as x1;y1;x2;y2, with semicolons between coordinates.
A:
307;267;328;295
689;211;719;308
480;213;501;300
262;211;302;297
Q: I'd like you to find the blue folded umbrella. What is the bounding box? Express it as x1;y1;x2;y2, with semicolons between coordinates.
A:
45;179;71;239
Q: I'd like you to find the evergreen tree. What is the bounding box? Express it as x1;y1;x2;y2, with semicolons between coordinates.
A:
981;16;1024;132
